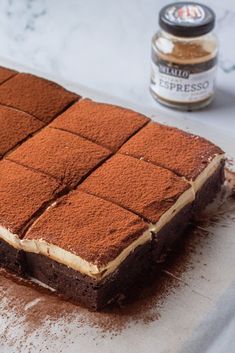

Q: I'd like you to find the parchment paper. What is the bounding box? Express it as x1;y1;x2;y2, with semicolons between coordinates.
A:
0;57;234;353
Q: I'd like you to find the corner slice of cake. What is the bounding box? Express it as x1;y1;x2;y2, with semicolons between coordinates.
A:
0;73;79;123
0;160;62;273
0;66;17;84
22;190;151;309
50;99;149;150
119;122;225;211
80;154;195;263
0;105;44;158
7;127;111;189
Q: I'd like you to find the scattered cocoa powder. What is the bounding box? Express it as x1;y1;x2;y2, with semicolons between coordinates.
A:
1;160;235;351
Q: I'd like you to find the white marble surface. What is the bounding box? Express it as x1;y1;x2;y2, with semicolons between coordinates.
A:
0;0;234;134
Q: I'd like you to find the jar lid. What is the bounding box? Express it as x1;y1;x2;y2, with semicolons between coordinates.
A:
159;2;216;37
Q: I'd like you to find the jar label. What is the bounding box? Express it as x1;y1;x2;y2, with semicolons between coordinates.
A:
150;58;217;103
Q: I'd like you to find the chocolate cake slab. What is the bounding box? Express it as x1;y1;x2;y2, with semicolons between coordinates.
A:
0;64;226;311
0;73;79;123
25;241;152;310
21;190;151;308
0;105;44;158
0;159;62;272
0;238;26;275
152;203;192;264
0;66;17;84
80;154;194;227
119;122;225;200
50;99;149;151
7;127;111;188
193;158;225;215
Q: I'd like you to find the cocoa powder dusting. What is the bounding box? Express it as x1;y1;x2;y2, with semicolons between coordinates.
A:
51;99;149;151
1;162;235;351
0;73;78;123
80;154;190;223
0;66;17;84
120;122;223;180
25;190;148;266
0;160;62;234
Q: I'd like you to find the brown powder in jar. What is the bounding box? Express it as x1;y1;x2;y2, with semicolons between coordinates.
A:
158;39;216;65
151;5;218;111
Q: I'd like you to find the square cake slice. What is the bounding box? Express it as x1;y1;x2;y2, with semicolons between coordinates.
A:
22;190;151;309
0;160;62;273
0;67;17;84
0;105;44;158
50;99;149;150
0;73;78;123
80;154;195;262
119;122;225;211
7;127;111;188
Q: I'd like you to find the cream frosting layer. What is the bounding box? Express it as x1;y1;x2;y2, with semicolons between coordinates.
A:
21;228;152;280
190;154;225;193
0;154;224;280
152;187;194;233
0;187;193;280
0;226;21;249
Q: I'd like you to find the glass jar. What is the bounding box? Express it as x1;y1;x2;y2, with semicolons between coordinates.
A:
150;2;218;111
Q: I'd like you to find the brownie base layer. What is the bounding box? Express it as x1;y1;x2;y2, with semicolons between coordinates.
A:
153;203;193;264
25;241;152;310
193;160;225;216
152;162;225;266
0;238;26;275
